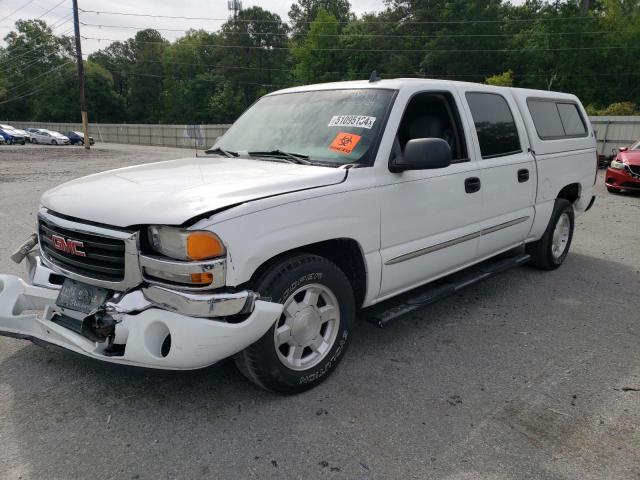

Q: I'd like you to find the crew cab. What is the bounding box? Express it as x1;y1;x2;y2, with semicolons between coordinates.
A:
0;79;597;393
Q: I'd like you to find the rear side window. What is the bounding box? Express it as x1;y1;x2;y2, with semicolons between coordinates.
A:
557;103;586;136
527;99;587;139
465;92;522;158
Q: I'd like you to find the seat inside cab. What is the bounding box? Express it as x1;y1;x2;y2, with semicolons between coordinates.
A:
394;92;468;163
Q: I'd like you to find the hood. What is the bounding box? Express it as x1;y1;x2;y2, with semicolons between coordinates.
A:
620;150;640;166
41;156;346;227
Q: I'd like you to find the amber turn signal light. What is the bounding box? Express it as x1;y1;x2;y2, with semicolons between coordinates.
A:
190;273;214;284
186;232;225;260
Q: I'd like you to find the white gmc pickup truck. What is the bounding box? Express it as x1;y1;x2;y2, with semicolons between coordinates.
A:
0;79;596;393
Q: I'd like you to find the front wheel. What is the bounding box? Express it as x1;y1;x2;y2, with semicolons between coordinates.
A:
51;140;57;145
234;254;355;394
31;138;38;144
526;198;574;270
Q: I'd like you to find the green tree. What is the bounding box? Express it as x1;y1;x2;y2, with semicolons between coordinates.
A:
0;19;73;120
289;0;353;40
85;62;126;122
486;70;513;86
293;9;345;84
127;29;168;122
217;7;291;110
596;101;638;116
160;30;223;123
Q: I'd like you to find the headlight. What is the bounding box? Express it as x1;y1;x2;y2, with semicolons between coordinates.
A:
147;226;226;261
610;159;626;170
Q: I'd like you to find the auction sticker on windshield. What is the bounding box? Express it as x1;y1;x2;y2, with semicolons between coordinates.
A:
328;115;376;129
329;132;362;154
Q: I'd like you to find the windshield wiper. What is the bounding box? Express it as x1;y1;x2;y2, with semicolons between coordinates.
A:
205;147;238;157
248;149;312;165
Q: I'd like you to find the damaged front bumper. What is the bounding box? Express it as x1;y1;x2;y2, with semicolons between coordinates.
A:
0;254;283;370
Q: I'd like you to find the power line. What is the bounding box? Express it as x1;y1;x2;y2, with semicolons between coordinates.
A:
78;22;616;39
0;23;73;68
0;0;38;23
2;60;73;95
35;0;69;20
0;66;74;106
97;68;640;85
78;8;598;25
82;36;638;53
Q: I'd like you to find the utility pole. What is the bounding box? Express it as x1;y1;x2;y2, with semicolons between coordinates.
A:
228;0;242;20
72;0;90;150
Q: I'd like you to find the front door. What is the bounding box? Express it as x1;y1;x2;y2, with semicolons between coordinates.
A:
378;90;484;299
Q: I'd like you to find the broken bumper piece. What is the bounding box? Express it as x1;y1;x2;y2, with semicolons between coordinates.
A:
0;257;283;370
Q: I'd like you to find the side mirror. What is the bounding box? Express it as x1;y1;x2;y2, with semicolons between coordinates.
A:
619;146;628;152
390;138;452;173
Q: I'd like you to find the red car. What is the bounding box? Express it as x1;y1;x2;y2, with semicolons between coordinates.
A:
606;140;640;193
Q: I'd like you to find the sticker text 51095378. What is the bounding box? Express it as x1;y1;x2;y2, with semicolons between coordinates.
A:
328;115;376;129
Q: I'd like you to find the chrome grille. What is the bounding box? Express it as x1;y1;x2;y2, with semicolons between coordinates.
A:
39;218;126;282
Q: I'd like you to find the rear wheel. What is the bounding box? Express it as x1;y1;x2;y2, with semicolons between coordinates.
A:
526;198;574;270
234;254;355;394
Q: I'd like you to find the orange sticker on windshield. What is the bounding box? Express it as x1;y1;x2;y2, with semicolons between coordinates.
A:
329;132;361;155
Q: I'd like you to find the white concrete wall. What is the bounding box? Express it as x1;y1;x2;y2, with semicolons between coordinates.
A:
4;117;639;155
6;121;231;149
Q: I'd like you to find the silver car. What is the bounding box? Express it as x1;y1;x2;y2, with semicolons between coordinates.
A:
26;128;70;145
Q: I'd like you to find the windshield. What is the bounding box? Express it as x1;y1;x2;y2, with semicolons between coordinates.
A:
214;89;396;166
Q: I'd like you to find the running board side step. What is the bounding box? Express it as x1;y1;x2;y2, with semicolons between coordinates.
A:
363;253;531;328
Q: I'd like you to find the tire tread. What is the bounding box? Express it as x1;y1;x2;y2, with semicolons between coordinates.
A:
234;254;352;393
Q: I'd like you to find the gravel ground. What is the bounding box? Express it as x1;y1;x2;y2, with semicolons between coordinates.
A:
0;143;639;480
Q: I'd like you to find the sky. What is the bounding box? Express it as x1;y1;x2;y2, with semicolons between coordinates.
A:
0;0;388;53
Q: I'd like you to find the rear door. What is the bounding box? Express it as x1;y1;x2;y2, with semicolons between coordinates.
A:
456;87;536;257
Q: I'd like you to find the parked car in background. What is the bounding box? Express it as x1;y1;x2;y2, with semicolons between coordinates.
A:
0;124;32;143
0;135;5;144
66;131;94;146
26;128;70;145
0;127;27;145
606;140;640;193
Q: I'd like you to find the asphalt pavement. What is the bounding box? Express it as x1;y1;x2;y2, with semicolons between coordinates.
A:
0;143;638;479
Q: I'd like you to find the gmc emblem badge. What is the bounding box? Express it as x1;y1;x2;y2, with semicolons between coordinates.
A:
51;234;86;257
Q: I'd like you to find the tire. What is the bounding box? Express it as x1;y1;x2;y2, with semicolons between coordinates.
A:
607;187;620;193
31;138;37;144
51;140;57;145
526;198;574;270
79;140;84;146
7;138;14;145
234;254;355;394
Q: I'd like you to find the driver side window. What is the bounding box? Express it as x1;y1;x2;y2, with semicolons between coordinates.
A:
392;91;468;164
